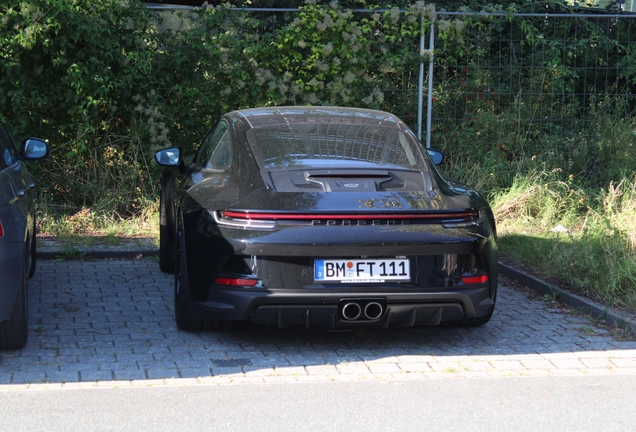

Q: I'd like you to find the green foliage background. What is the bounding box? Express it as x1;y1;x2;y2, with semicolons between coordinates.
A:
1;0;634;215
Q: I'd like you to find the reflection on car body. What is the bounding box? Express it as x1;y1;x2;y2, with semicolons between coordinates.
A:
155;107;497;331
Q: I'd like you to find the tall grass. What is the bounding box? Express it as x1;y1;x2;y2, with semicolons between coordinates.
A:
491;172;636;308
37;201;158;239
35;131;160;239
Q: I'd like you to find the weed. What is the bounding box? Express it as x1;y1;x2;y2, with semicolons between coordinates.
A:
57;246;86;261
543;291;561;307
609;328;636;342
82;236;97;247
104;233;122;246
579;327;598;336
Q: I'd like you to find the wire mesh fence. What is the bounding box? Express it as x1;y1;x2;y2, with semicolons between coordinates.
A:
431;12;636;158
147;5;636;189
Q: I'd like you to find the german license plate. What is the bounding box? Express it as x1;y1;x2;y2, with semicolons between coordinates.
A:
314;259;410;283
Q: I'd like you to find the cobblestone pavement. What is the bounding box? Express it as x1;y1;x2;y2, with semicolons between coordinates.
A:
2;259;636;390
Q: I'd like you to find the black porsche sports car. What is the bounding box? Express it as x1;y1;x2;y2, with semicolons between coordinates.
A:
155;107;498;331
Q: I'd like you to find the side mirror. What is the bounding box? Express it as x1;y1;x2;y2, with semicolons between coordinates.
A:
155;147;182;167
21;138;49;160
427;148;444;166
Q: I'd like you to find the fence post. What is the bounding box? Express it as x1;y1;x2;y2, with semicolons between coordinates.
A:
417;16;435;149
417;17;425;142
426;22;435;149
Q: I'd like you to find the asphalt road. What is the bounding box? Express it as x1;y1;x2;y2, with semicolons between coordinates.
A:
1;376;636;431
1;258;636;430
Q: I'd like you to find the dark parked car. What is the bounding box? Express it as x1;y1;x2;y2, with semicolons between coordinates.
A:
155;107;497;331
0;119;48;349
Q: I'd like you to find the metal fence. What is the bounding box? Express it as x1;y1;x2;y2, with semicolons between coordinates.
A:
429;12;636;155
149;6;636;157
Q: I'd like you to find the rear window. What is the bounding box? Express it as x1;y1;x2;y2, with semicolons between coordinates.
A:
246;122;428;171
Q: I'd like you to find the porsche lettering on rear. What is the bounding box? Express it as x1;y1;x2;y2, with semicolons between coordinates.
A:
311;219;399;226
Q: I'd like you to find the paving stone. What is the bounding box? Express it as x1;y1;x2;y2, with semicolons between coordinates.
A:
579;358;615;369
45;371;81;383
366;363;401;374
10;372;47;384
261;375;299;384
212;366;245;376
146;368;179;380
79;370;115;382
398;362;432;373
548;358;587;369
610;358;636;368
489;360;526;370
112;369;147;381
336;363;372;375
518;359;552;369
428;361;464;373
304;365;339;375
273;366;308;376
459;361;494;371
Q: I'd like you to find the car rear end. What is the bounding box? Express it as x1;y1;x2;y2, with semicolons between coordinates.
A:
188;204;497;328
183;107;497;328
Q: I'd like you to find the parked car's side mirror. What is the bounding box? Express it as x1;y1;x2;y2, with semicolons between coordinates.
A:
155;147;182;167
427;148;444;166
20;138;49;160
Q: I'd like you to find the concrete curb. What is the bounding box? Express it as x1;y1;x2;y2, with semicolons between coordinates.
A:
36;249;159;260
499;262;636;335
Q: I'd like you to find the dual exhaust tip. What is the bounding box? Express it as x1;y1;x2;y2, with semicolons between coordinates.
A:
340;299;386;321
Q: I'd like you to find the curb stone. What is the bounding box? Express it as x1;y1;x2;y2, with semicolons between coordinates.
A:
36;249;159;260
36;237;159;260
498;262;636;336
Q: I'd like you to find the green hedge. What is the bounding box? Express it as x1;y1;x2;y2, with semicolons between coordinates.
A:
1;1;634;215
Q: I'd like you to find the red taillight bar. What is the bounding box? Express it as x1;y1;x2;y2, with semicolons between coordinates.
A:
221;211;478;221
461;274;489;285
215;277;258;287
0;220;3;237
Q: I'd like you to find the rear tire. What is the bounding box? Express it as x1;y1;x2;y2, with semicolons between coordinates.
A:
174;215;229;331
0;255;29;350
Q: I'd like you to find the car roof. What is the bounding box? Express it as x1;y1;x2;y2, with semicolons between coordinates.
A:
229;106;404;129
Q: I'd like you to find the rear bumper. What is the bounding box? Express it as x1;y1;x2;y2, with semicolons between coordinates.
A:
191;284;494;328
